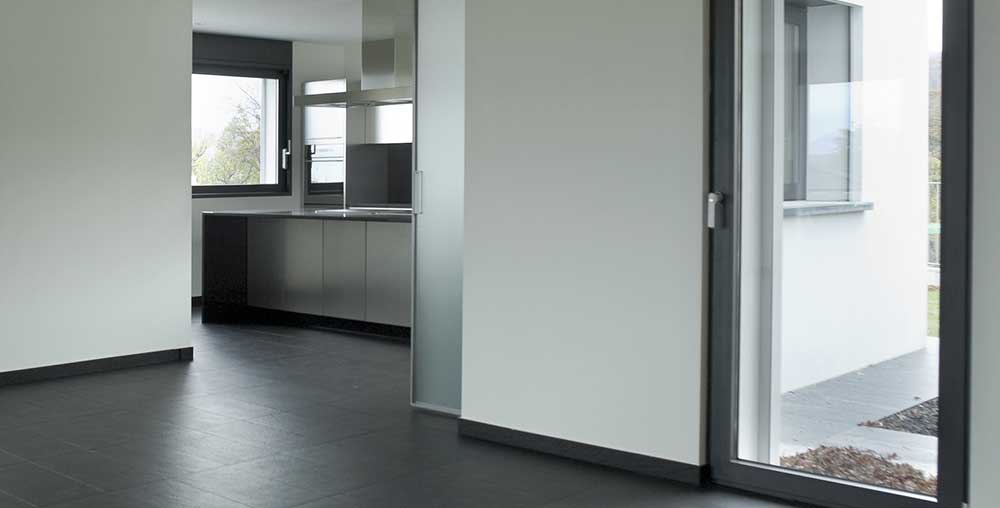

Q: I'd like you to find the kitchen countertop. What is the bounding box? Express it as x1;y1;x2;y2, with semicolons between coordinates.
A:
203;209;413;223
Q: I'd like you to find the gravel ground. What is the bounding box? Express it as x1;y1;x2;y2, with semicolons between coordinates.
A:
862;398;939;437
781;446;938;496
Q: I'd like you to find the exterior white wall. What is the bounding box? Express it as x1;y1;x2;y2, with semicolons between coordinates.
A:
970;1;1000;505
461;0;708;465
780;0;929;392
0;0;192;372
191;42;345;297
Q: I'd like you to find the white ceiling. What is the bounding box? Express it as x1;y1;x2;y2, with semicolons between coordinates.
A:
193;0;363;44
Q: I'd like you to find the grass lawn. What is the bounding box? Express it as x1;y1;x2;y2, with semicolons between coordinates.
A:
928;286;940;337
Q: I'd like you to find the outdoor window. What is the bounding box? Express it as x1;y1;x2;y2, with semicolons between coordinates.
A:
784;0;861;202
192;34;291;197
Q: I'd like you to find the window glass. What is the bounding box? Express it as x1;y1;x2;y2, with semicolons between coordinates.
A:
783;0;857;202
192;74;280;186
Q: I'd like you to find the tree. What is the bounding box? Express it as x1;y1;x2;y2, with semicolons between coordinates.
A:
929;89;941;182
192;84;263;185
929;52;942;183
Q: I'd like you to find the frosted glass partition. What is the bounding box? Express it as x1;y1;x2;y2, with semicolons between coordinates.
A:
411;0;465;413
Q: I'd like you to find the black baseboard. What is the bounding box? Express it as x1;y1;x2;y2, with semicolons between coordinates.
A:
202;303;410;342
458;419;708;486
0;347;194;387
192;296;204;306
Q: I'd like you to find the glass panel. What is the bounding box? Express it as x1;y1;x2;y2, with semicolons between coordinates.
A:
737;0;943;497
192;74;280;186
412;0;463;412
784;20;805;200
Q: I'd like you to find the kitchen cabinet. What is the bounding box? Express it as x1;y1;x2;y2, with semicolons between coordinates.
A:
365;222;412;327
233;212;411;328
247;218;324;315
322;221;367;321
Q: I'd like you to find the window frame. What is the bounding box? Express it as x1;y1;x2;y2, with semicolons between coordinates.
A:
784;5;809;201
782;0;862;203
192;34;292;198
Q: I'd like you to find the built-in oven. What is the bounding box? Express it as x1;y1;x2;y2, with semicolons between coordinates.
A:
306;143;346;193
304;80;347;204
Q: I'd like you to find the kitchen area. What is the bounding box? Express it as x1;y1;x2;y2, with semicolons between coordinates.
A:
198;0;462;413
202;7;416;331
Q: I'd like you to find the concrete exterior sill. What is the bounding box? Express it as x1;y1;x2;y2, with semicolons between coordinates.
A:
784;201;875;217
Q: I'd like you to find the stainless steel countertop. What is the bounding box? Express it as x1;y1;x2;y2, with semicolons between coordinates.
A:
202;209;413;223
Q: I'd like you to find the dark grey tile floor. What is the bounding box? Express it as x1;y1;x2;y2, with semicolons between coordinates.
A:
0;308;801;508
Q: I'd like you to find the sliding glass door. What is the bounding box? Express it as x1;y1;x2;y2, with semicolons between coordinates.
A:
708;0;970;507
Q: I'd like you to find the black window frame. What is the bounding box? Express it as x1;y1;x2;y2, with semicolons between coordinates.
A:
192;33;293;198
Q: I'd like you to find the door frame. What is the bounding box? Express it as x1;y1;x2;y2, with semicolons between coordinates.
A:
707;0;973;507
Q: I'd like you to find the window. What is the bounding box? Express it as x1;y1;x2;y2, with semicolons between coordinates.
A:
783;0;861;202
192;34;291;197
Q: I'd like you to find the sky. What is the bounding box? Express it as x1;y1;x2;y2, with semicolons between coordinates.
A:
191;74;271;139
928;0;943;53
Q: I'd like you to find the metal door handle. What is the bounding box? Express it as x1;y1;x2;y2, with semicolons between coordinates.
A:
414;171;424;215
707;192;725;229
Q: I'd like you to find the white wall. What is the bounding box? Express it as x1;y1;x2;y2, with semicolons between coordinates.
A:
191;41;345;297
0;0;192;372
780;0;929;392
461;0;707;465
970;1;1000;505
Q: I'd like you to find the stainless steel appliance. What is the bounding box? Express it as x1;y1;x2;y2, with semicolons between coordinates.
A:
304;80;347;206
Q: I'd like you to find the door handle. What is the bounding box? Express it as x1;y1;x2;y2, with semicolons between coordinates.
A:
707;192;725;229
414;170;425;215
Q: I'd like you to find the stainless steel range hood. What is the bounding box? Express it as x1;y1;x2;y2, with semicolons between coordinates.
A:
295;0;413;108
295;86;412;108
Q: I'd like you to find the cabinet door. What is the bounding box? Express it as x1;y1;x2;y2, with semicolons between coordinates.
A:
247;218;324;315
247;218;283;311
323;221;367;321
365;222;412;326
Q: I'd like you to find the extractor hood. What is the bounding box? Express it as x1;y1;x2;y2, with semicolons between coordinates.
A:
295;85;411;108
295;0;413;108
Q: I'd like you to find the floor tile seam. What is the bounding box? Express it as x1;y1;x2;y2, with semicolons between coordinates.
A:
0;436;90;462
175;467;334;508
0;485;37;508
165;477;258;508
11;455;114;495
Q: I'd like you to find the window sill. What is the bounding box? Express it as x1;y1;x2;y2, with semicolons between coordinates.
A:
783;200;874;217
